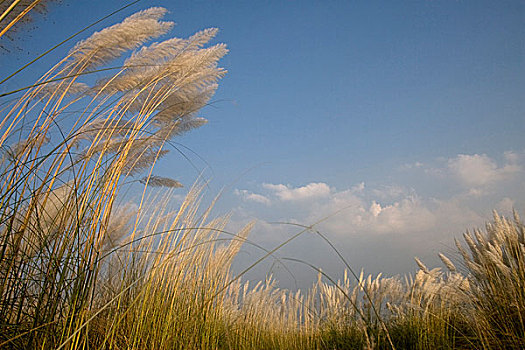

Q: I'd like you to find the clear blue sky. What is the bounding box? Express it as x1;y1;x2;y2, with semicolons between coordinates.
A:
1;0;524;288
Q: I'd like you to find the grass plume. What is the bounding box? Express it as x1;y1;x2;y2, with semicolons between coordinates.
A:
1;6;524;349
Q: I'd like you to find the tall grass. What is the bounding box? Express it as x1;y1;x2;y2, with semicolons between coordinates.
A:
1;6;525;349
0;7;232;348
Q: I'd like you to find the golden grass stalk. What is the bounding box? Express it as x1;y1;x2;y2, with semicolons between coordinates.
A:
2;5;525;349
0;7;228;348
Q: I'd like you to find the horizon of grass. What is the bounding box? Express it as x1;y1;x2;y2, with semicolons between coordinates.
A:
1;5;524;349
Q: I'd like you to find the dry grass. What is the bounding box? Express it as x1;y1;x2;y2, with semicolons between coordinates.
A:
1;6;524;349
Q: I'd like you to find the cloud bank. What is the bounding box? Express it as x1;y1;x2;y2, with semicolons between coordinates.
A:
230;151;525;280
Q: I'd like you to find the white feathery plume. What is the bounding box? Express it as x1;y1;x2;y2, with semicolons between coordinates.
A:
75;118;133;143
103;45;227;118
463;231;481;263
6;132;50;161
414;257;430;274
152;117;208;142
99;203;137;254
37;81;89;98
68;7;173;69
122;148;170;176
50;8;227;178
119;28;218;75
438;253;457;272
152;84;218;125
513;209;525;244
93;30;224;94
455;238;471;263
139;175;183;188
474;228;488;249
18;182;76;256
186;28;219;50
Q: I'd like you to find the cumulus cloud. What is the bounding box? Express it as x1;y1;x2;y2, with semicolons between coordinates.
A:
313;193;437;236
368;197;437;233
234;189;270;205
228;150;525;287
351;182;365;193
262;182;331;201
233;151;525;240
233;151;525;241
237;186;437;237
369;201;382;217
447;153;521;188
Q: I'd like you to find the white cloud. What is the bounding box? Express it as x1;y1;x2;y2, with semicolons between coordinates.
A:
447;153;521;188
318;194;437;235
232;152;524;240
351;182;365;193
238;152;523;235
239;182;437;236
227;150;525;287
368;197;437;233
234;189;271;205
369;201;382;217
262;182;331;201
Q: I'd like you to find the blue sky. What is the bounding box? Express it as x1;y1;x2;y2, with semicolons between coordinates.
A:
1;0;524;288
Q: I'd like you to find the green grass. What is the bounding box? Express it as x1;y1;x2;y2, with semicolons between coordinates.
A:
1;5;525;349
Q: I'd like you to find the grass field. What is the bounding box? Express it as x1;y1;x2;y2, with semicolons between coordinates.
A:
1;5;524;349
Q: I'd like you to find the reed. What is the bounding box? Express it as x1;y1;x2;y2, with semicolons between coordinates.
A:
1;6;524;349
0;7;230;348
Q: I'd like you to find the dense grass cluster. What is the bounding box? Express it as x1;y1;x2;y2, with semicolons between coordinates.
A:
1;6;524;349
